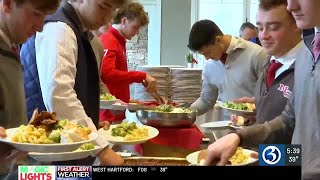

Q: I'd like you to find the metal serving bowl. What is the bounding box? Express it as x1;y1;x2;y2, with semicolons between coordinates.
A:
135;109;197;128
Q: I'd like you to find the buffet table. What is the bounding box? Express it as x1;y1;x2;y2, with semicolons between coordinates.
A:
112;132;215;158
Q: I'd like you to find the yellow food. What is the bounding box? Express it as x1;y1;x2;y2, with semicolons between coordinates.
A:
11;119;92;144
229;147;249;165
11;125;54;144
111;122;149;141
124;127;148;141
246;103;256;111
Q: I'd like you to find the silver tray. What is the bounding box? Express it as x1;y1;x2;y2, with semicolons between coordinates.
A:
136;109;197;128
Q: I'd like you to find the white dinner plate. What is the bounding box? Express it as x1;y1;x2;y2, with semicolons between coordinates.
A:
201;121;245;131
186;149;258;166
28;146;102;162
200;121;232;130
99;99;128;111
105;125;159;145
100;99;117;107
0;128;97;153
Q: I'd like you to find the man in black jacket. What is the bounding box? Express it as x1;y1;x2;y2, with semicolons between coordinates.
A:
0;0;59;178
21;0;129;166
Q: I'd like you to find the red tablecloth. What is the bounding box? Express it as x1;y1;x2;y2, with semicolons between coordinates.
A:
149;125;204;150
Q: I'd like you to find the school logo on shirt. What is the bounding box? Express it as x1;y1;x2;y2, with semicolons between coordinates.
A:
278;84;291;98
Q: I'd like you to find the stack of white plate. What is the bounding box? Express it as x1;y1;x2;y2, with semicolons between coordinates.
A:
134;66;183;101
170;68;203;103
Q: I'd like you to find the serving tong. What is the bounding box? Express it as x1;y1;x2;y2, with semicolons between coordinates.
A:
142;80;165;104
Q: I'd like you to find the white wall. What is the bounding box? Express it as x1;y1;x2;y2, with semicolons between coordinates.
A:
139;0;162;66
160;0;192;66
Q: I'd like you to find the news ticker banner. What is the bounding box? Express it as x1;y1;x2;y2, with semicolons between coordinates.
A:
18;166;301;179
18;144;301;180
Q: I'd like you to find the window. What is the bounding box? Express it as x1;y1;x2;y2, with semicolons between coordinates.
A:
198;0;246;36
191;0;259;69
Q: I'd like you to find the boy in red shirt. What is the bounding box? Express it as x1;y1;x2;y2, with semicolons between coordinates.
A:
100;2;157;122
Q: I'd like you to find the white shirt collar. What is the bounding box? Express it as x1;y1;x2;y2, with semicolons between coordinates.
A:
112;24;126;38
270;41;303;64
225;36;237;54
0;28;12;48
112;24;120;31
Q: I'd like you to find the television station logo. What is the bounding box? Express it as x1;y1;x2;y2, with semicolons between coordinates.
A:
259;144;285;166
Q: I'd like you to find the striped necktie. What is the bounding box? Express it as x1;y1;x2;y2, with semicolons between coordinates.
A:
313;32;320;62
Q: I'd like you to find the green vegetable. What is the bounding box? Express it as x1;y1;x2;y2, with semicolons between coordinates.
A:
100;93;116;100
79;143;95;150
53;119;69;130
53;125;63;130
111;122;138;137
59;119;68;126
48;130;61;143
223;102;248;110
148;104;192;113
158;104;173;112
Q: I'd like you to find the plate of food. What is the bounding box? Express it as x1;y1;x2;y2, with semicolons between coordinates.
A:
105;122;159;145
0;110;97;153
186;147;258;166
28;143;102;162
100;93;117;107
219;102;256;116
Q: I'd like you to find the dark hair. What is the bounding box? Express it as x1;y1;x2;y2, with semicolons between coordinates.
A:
109;0;129;7
113;2;149;26
188;20;223;52
259;0;295;21
15;0;60;14
239;22;257;37
259;0;287;10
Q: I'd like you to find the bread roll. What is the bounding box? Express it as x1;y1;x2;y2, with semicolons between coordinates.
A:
246;103;256;111
197;149;208;164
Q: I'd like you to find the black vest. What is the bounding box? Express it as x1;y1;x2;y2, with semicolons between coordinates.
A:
46;1;100;126
22;1;100;127
49;1;100;165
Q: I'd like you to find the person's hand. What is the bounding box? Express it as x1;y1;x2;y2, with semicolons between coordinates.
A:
204;133;240;166
98;146;124;165
231;115;256;126
0;127;27;169
144;74;157;93
233;97;254;104
98;121;110;130
0;126;7;138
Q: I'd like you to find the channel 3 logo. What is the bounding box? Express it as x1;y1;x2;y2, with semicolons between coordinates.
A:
259;144;285;166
